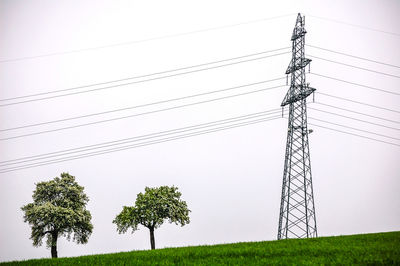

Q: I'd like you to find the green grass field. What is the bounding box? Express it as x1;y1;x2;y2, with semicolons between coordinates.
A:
2;231;399;265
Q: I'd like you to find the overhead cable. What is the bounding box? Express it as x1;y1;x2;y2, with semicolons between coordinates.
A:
306;14;400;37
0;115;284;173
309;123;400;148
308;55;400;79
309;107;400;131
310;73;400;96
316;92;400;114
0;84;286;141
307;44;400;69
0;13;295;63
313;102;400;124
0;49;290;106
0;109;284;167
0;109;284;166
0;77;285;132
309;117;400;141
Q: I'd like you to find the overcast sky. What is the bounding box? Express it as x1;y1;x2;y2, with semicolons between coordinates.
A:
0;0;399;262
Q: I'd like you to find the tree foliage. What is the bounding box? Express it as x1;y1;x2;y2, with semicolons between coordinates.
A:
113;186;190;249
21;173;93;258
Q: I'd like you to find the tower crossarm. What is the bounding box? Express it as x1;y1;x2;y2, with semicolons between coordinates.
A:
281;85;316;107
285;58;312;74
291;27;307;41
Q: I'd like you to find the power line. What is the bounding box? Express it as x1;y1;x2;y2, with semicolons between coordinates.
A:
308;55;400;79
313;102;400;125
310;73;400;96
0;47;289;102
0;50;290;107
0;115;284;173
0;77;285;132
309;117;400;141
306;14;400;37
0;116;281;172
0;13;295;63
0;109;284;166
316;92;400;114
309;123;400;148
0;84;286;141
309;107;400;131
2;111;398;173
306;44;400;69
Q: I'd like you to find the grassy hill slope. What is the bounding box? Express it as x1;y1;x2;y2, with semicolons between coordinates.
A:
3;231;399;265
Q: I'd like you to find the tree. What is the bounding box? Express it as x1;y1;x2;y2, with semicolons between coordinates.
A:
113;186;190;250
21;172;93;258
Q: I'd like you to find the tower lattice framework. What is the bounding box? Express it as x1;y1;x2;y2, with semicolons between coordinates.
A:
278;13;317;240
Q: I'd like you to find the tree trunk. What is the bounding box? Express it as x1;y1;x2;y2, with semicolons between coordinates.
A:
51;231;58;258
149;227;155;250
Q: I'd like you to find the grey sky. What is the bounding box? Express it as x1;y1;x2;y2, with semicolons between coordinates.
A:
0;0;399;262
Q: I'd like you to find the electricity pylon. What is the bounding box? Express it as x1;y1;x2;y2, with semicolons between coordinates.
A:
277;13;317;239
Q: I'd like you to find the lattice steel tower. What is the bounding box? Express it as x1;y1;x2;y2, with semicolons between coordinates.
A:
278;13;317;239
